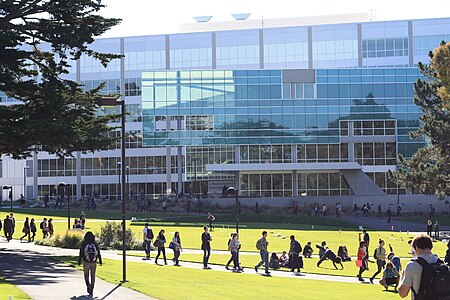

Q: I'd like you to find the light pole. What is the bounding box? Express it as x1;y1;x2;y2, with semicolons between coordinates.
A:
100;96;127;283
126;165;130;204
117;162;122;202
3;186;13;212
23;165;30;201
58;182;70;230
227;186;240;233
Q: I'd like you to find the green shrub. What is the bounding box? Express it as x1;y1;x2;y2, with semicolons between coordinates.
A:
35;230;84;249
99;221;140;250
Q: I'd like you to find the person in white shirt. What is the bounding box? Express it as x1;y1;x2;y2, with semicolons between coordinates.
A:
143;223;154;260
398;234;439;299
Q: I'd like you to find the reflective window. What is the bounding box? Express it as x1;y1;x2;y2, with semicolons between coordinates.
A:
216;30;259;68
413;34;450;56
170;33;212;69
362;37;408;58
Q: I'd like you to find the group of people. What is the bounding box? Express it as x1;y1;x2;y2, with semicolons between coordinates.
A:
1;213;16;242
426;219;440;239
142;223;183;266
1;213;56;242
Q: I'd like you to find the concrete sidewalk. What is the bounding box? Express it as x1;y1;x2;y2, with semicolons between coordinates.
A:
0;240;153;300
2;239;359;284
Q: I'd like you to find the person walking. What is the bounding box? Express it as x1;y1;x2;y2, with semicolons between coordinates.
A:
78;231;102;297
362;229;370;262
370;239;386;284
143;223;154;260
80;211;86;229
154;229;167;265
254;231;270;275
207;212;215;231
227;233;243;271
386;207;392;223
171;232;182;266
357;240;368;282
225;233;234;269
0;218;2;240
4;215;13;242
201;226;212;269
426;220;433;237
434;221;440;240
48;218;54;237
40;218;49;238
20;217;31;242
289;235;302;273
377;204;382;218
9;213;15;240
29;218;37;242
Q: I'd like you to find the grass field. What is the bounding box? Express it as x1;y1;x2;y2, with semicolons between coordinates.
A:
55;256;400;300
0;277;30;300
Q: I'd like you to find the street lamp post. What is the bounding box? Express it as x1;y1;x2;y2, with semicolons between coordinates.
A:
126;165;130;205
3;186;13;212
58;182;70;230
227;186;240;233
100;96;127;283
192;158;198;197
23;166;30;201
117;162;122;202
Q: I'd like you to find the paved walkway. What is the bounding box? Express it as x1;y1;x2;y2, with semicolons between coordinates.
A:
340;215;450;232
2;239;359;285
0;240;153;300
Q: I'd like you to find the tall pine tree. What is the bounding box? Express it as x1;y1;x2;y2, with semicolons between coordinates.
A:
395;41;450;198
0;0;121;158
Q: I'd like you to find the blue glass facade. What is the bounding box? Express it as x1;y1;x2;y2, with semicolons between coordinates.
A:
4;17;450;202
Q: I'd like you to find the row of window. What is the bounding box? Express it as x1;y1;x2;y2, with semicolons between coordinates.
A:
354;142;397;166
340;120;396;136
362;37;409;58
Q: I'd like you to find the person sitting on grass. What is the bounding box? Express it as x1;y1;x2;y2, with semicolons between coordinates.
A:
269;252;280;270
303;242;313;258
317;248;343;269
338;246;351;262
279;251;288;267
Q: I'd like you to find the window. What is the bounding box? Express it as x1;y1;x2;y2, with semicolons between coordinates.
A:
362;37;408;58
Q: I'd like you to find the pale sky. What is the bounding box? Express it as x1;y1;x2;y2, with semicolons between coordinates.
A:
100;0;450;37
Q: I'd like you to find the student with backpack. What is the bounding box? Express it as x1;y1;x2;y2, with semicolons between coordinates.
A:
289;235;303;273
154;229;167;265
357;240;368;282
254;231;270;275
398;234;450;299
29;218;37;242
40;218;48;238
370;239;386;284
78;231;102;297
143;223;154;260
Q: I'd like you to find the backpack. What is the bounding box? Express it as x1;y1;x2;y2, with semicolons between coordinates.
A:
256;239;262;250
84;243;99;262
294;241;302;254
146;228;154;240
412;257;450;300
39;221;44;229
373;247;379;260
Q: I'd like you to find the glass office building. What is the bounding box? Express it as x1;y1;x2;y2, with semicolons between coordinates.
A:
1;16;449;204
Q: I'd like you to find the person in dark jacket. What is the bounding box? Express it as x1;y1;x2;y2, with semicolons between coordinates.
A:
78;231;102;297
201;226;212;269
317;248;343;269
9;213;15;239
303;242;313;258
289;235;302;273
3;215;13;242
20;217;31;242
30;218;37;242
445;241;450;265
154;229;167;265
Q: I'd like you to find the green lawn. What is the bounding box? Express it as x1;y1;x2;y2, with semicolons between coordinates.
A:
0;277;30;300
55;256;400;300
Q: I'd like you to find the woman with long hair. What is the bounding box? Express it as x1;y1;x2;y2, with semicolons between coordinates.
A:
20;217;31;242
171;231;182;266
155;229;167;265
